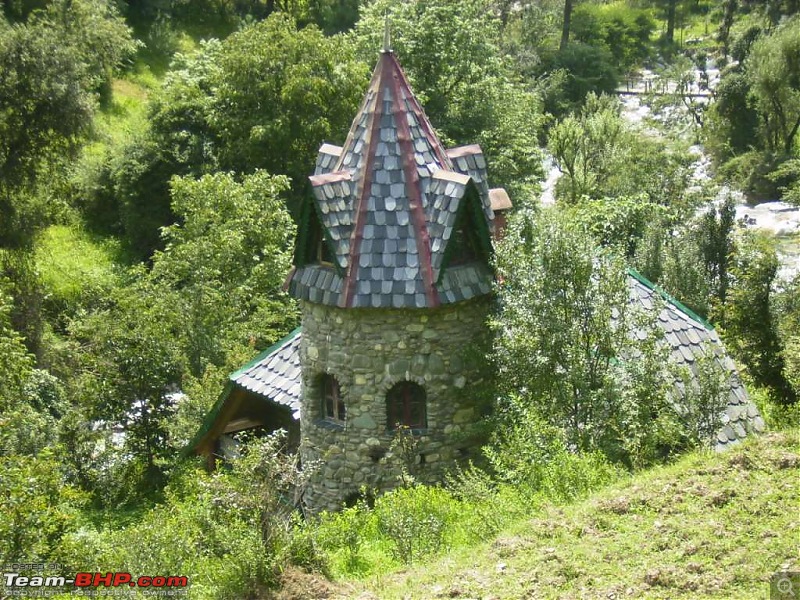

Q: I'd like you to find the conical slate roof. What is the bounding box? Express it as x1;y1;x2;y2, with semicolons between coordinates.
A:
289;50;500;309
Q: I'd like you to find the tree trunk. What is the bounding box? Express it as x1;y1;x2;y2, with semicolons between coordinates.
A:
719;0;738;57
666;0;677;44
561;0;573;50
786;116;800;155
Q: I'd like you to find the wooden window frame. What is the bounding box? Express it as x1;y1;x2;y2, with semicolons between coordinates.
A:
322;374;345;423
386;382;427;430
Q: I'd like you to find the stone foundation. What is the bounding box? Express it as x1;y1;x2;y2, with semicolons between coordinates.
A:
298;297;490;512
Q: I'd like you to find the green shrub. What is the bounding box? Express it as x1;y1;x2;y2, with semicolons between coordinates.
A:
718;150;784;200
374;485;459;565
484;397;622;502
283;513;329;574
750;384;800;429
314;498;378;576
0;450;86;565
62;432;307;597
446;464;513;540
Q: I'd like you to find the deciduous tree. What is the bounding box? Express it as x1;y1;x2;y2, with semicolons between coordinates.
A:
152;171;298;376
747;17;800;155
492;210;632;452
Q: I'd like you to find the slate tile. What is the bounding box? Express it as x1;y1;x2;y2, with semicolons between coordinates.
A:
664;331;680;351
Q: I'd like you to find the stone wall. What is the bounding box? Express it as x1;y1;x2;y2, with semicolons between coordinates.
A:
298;297;491;512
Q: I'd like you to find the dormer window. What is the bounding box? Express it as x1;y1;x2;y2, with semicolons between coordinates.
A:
448;220;479;265
321;374;345;422
305;213;335;266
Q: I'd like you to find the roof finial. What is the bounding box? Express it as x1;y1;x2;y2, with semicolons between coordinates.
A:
383;13;391;53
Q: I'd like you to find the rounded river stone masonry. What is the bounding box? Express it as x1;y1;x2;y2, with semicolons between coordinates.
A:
299;297;490;512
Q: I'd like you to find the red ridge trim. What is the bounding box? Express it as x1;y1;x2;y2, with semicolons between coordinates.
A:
388;53;451;169
342;57;386;308
389;58;440;308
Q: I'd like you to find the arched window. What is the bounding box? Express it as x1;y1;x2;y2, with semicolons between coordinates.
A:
386;382;426;430
321;374;345;423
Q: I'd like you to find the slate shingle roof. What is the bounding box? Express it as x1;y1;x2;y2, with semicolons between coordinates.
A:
627;271;764;450
229;328;303;419
289;50;499;309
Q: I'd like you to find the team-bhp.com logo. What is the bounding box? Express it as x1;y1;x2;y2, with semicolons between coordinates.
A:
4;572;188;590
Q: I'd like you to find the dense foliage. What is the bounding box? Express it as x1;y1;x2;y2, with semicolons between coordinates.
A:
707;15;800;201
90;14;367;259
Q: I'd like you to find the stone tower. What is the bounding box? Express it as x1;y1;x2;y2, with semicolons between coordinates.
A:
286;47;508;512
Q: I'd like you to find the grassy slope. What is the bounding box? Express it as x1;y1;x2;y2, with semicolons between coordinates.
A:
36;225;124;298
336;430;798;600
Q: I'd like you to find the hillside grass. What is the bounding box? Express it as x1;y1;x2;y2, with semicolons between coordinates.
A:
35;224;124;312
335;430;798;600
